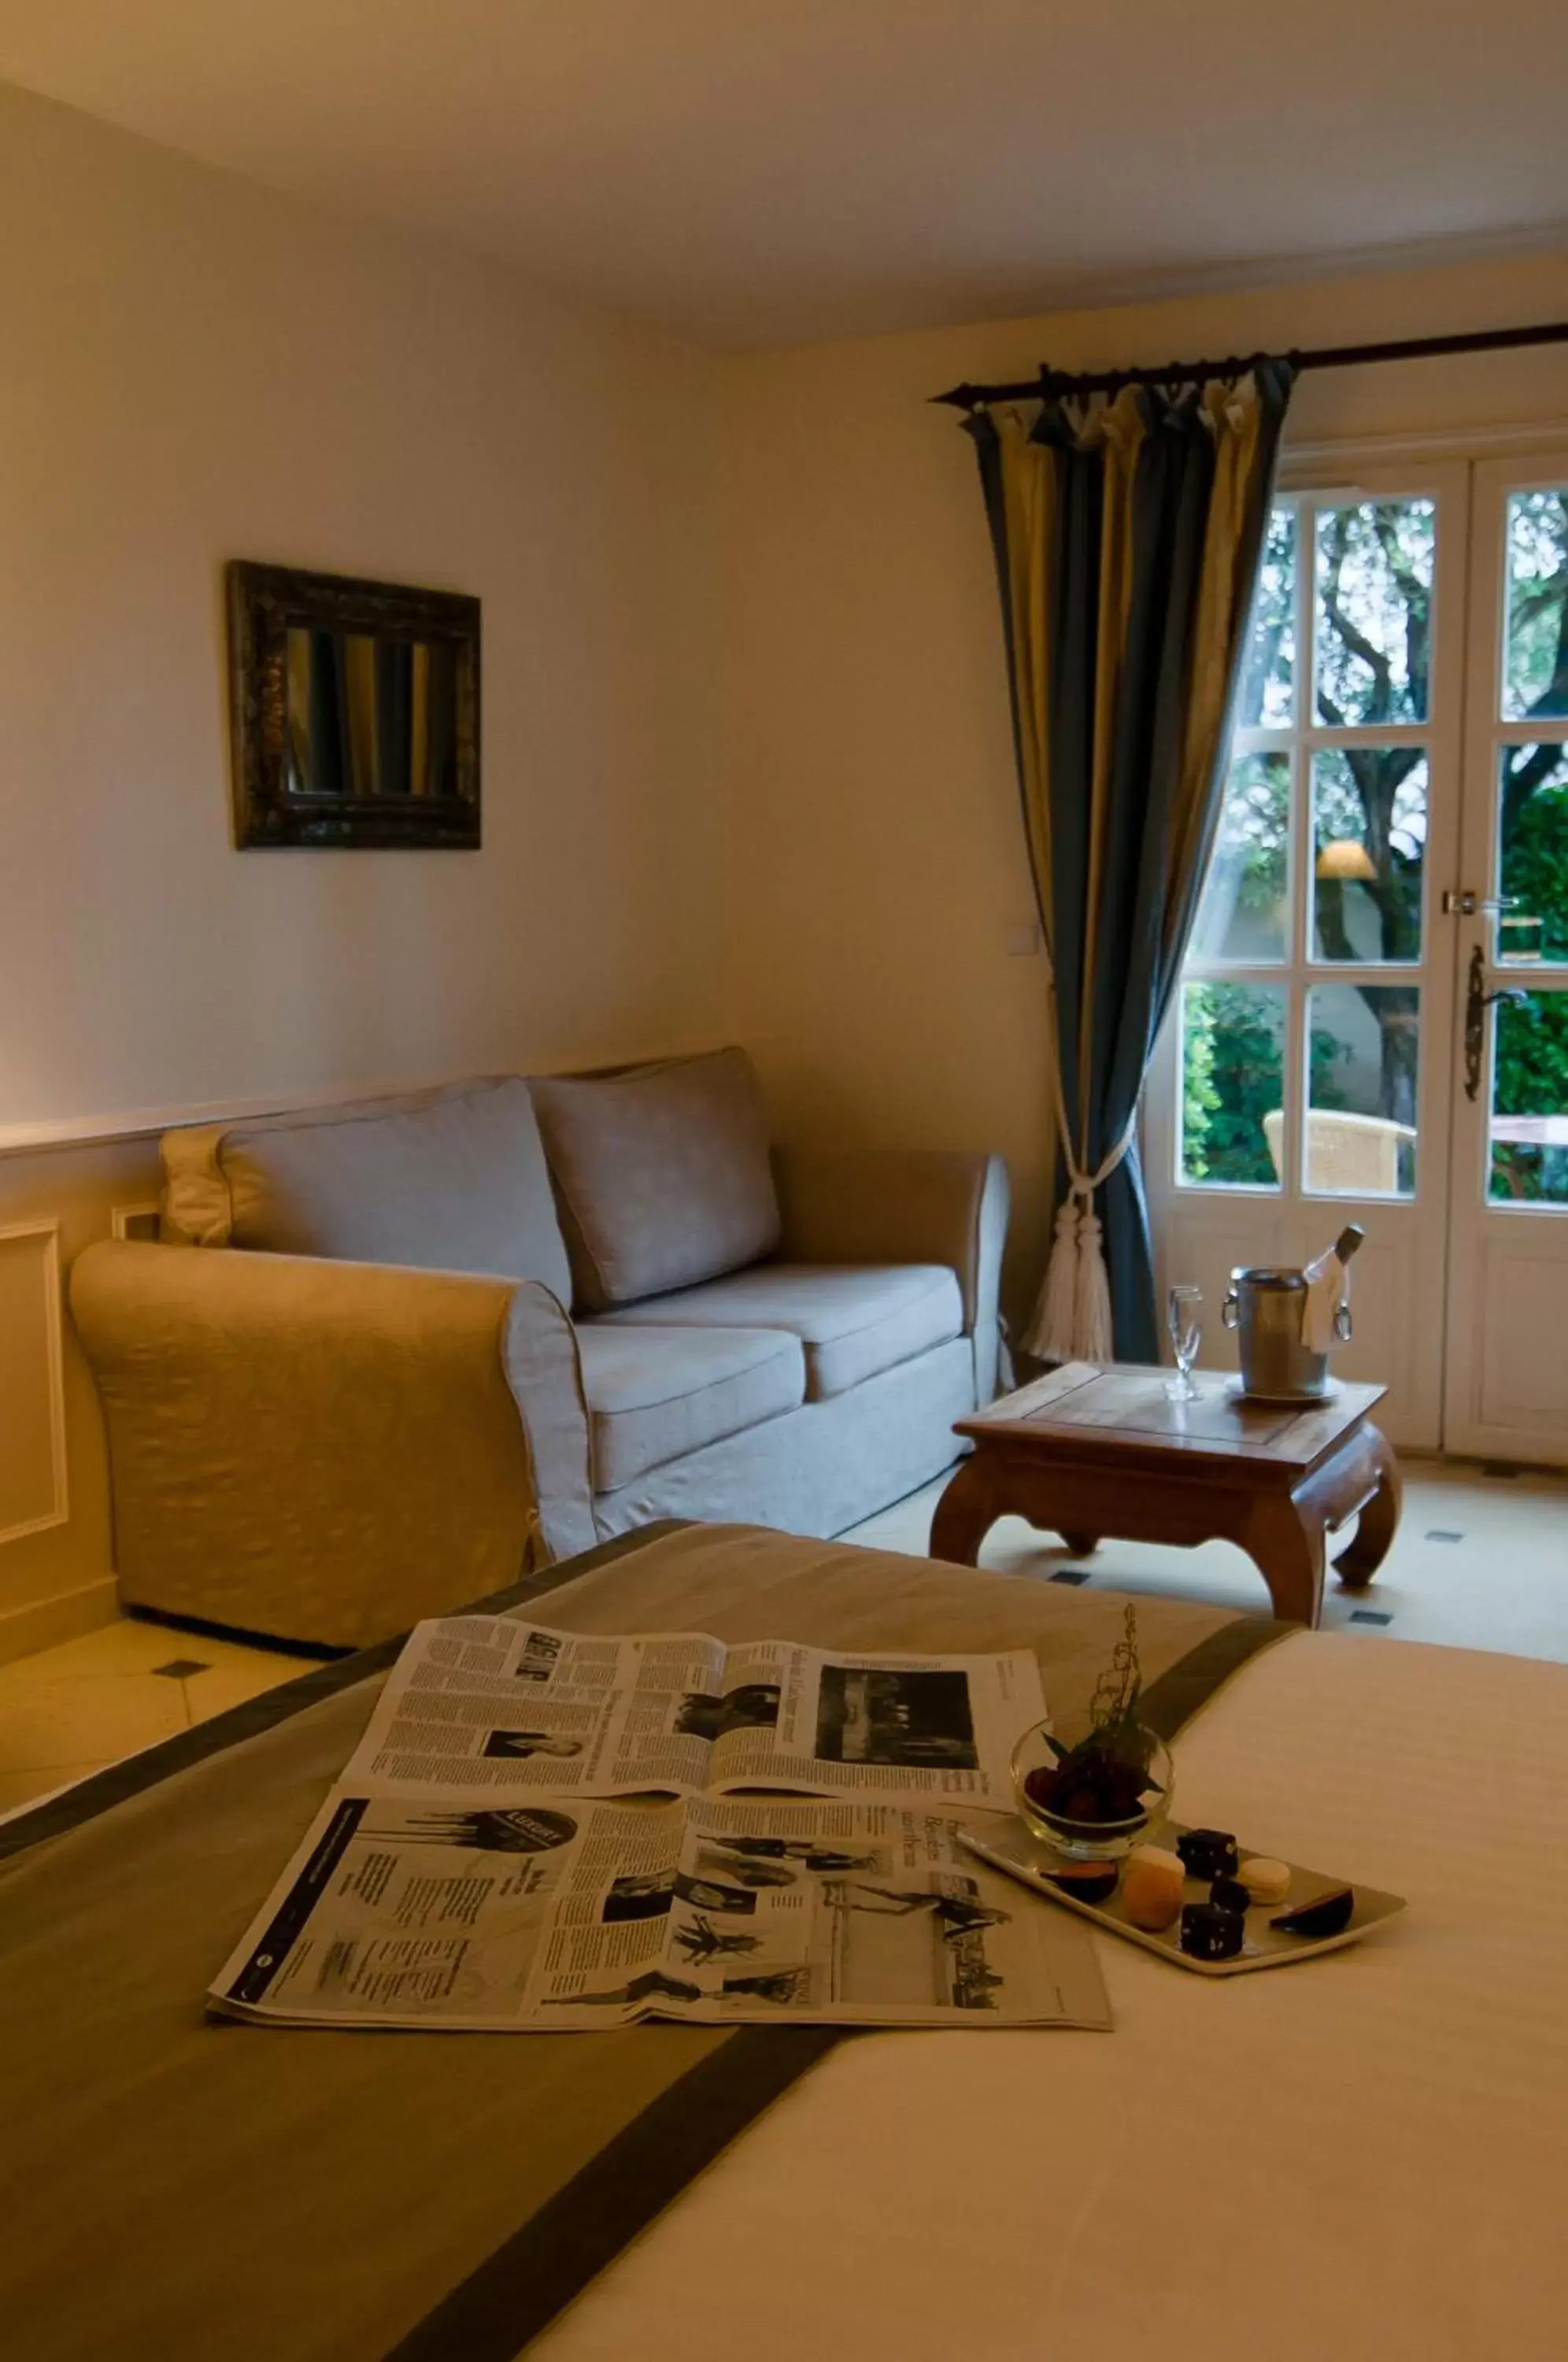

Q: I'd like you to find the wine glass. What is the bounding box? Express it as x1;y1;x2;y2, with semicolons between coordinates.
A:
1166;1285;1202;1401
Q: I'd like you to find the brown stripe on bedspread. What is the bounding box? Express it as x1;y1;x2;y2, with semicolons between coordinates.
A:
384;2027;846;2362
0;1522;1289;2362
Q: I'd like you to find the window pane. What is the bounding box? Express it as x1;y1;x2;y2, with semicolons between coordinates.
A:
1189;753;1291;963
1180;981;1285;1189
1497;742;1568;965
1314;498;1434;727
1236;505;1296;727
1490;991;1568;1205
1306;984;1418;1198
1311;749;1426;964
1503;490;1568;721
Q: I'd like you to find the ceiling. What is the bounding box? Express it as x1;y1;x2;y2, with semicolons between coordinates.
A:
4;0;1568;348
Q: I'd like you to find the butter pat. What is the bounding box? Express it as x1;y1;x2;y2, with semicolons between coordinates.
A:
1121;1845;1185;1931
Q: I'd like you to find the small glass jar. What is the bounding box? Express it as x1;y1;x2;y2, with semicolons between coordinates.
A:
1011;1720;1175;1863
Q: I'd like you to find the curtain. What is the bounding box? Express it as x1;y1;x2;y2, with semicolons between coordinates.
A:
965;362;1294;1363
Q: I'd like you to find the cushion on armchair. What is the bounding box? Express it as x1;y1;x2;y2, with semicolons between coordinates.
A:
529;1047;781;1311
161;1079;573;1300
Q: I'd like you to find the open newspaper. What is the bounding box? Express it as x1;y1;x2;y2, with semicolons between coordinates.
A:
339;1612;1048;1809
210;1616;1110;2032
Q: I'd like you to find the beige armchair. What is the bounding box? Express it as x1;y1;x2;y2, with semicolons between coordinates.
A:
71;1244;597;1647
1263;1108;1418;1195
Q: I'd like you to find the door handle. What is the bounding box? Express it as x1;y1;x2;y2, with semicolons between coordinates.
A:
1463;944;1531;1102
1443;890;1518;917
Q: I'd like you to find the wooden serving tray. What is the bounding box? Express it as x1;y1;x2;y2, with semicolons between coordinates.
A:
958;1816;1406;1978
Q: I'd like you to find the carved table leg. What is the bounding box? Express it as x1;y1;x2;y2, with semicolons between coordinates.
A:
929;1457;1000;1568
1331;1426;1403;1592
1060;1532;1101;1557
1241;1492;1328;1628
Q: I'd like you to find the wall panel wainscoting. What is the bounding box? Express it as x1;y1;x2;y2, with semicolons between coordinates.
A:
0;1142;161;1667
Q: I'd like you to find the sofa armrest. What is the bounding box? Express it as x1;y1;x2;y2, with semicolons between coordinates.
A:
771;1146;1011;1401
69;1242;596;1649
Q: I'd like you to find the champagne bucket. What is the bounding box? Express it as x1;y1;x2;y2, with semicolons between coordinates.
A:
1221;1267;1351;1403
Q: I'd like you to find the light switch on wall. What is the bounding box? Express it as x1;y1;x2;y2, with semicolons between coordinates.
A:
1003;921;1042;957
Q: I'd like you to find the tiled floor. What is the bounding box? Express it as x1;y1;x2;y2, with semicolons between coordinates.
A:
0;1617;335;1819
841;1453;1568;1660
2;1453;1563;1821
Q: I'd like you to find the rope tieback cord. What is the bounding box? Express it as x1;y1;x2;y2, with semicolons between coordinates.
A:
1020;1067;1140;1368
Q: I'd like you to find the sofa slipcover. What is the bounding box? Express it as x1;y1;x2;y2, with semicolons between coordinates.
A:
596;1263;963;1400
530;1048;779;1309
161;1078;572;1301
72;1058;1011;1647
575;1323;805;1490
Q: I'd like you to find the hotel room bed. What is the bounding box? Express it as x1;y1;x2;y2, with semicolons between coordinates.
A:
3;1523;1565;2360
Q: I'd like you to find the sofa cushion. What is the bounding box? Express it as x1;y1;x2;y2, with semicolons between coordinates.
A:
575;1321;804;1490
597;1262;964;1400
161;1079;573;1301
527;1048;780;1312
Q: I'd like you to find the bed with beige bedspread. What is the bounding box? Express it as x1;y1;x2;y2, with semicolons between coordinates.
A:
2;1524;1562;2361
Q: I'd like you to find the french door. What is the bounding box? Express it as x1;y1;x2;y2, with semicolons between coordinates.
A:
1146;450;1568;1464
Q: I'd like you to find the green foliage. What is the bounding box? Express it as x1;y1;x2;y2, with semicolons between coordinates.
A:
1492;748;1568;1204
1182;983;1349;1186
1491;993;1568;1204
1500;764;1568;964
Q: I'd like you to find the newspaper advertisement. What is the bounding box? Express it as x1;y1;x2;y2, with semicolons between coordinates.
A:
210;1790;1111;2032
343;1614;1048;1811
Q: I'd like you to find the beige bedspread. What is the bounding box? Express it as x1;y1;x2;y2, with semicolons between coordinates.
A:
532;1623;1568;2362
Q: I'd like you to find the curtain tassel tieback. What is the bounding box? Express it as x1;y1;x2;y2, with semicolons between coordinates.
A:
1021;1113;1137;1368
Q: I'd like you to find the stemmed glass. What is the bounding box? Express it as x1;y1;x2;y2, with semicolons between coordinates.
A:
1165;1285;1202;1401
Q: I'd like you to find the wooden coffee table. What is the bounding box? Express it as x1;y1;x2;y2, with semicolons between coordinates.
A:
930;1361;1402;1628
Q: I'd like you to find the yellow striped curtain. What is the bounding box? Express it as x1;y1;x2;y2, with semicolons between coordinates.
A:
966;362;1294;1362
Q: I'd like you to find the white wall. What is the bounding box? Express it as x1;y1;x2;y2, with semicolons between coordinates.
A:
0;83;726;1653
0;81;724;1141
719;250;1568;1324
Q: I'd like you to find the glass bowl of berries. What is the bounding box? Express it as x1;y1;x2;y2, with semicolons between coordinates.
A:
1011;1605;1173;1861
1012;1716;1174;1861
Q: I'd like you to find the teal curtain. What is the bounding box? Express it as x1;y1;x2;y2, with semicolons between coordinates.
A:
966;364;1294;1362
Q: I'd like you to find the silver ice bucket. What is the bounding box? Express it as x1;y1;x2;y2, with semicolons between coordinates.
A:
1221;1266;1352;1404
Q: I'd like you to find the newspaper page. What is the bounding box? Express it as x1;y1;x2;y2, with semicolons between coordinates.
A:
343;1616;1046;1812
701;1638;1043;1809
209;1789;1110;2032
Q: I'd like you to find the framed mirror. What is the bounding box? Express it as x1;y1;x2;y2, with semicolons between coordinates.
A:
226;561;481;849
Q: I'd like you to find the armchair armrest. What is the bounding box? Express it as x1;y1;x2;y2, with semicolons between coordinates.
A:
69;1242;596;1649
772;1146;1011;1401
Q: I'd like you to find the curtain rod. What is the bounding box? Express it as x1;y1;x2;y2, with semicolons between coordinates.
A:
930;317;1568;410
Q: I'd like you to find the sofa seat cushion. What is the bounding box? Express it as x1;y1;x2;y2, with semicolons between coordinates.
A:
598;1263;964;1401
528;1048;779;1311
575;1322;805;1491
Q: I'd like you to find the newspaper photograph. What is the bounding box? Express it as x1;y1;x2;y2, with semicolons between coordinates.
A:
343;1615;1047;1811
210;1790;1110;2033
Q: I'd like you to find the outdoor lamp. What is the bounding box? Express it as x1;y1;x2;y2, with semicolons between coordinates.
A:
1316;839;1378;882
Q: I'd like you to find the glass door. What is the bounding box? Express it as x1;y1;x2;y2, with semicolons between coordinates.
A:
1444;457;1568;1464
1145;462;1467;1449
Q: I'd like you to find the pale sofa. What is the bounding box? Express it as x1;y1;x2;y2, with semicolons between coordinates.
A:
71;1050;1008;1646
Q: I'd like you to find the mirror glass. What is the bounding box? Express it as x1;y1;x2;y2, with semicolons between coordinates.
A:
285;629;460;802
